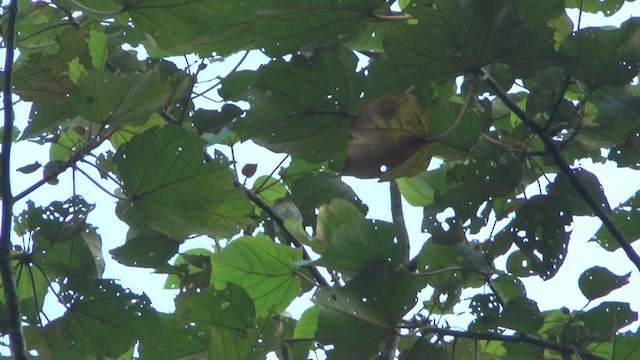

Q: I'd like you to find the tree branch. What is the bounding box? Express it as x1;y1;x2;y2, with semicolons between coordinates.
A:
240;184;330;288
14;129;117;203
479;68;640;273
0;1;27;358
413;325;605;360
390;181;410;265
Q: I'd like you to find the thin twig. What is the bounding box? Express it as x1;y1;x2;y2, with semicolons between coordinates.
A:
409;325;605;360
192;51;249;101
241;184;330;288
65;0;126;16
380;181;411;359
426;81;476;143
370;12;413;21
479;69;640;273
73;166;125;200
254;155;289;194
14;128;118;203
390;181;410;264
0;0;27;357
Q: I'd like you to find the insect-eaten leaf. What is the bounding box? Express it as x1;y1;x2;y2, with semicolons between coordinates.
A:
343;94;432;181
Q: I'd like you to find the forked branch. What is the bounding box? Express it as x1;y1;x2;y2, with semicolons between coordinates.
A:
478;68;640;273
0;1;28;358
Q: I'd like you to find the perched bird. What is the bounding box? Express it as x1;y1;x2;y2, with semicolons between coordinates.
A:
272;197;310;246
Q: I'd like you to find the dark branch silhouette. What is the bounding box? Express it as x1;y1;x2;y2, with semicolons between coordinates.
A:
479;68;640;273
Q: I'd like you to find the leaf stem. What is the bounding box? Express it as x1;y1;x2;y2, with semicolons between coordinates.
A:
64;0;126;16
0;1;27;357
390;181;410;265
426;80;476;143
479;68;640;273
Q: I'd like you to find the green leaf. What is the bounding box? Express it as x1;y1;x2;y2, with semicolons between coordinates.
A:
191;104;243;134
559;18;640;89
222;47;363;164
499;297;543;334
396;172;435;207
593;190;640;251
175;284;255;332
314;198;365;252
290;172;367;221
503;195;572;279
253;176;288;207
429;96;485;156
314;260;417;359
211;235;302;317
30;280;160;358
547;168;611;216
253;0;387;56
137;313;208;359
127;0;254;56
294;306;319;339
113;126;253;239
14;28;91;102
578;266;630;300
209;316;282;360
70;68;172;126
384;0;558;81
88;29;108;71
581;302;638;341
14;52;75;103
50;128;84;162
110;228;180;268
318;219;400;275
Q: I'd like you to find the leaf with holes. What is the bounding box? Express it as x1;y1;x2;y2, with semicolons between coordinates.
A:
314;260;417;359
579;266;630;300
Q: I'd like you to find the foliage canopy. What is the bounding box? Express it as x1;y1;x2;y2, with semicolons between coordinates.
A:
1;0;640;359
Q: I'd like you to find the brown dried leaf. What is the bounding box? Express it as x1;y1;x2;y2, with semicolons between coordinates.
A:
344;94;432;180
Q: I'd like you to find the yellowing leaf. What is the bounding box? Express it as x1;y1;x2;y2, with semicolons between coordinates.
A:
344;94;432;180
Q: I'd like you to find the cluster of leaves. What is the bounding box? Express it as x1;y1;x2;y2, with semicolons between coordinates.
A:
0;0;640;359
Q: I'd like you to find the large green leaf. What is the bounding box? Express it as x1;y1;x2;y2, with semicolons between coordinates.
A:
209;316;283;360
113;126;253;239
110;228;180;268
211;235;302;317
13;29;92;102
384;0;561;81
593;190;640;251
318;219;401;275
559;18;640;89
70;68;173;126
253;0;386;56
28;280;160;358
581;302;638;341
175;284;255;332
498;297;543;334
221;46;363;164
314;260;417;359
136;313;209;359
126;0;254;56
547;168;611;216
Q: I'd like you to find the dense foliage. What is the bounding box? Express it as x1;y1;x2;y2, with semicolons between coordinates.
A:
1;0;640;359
